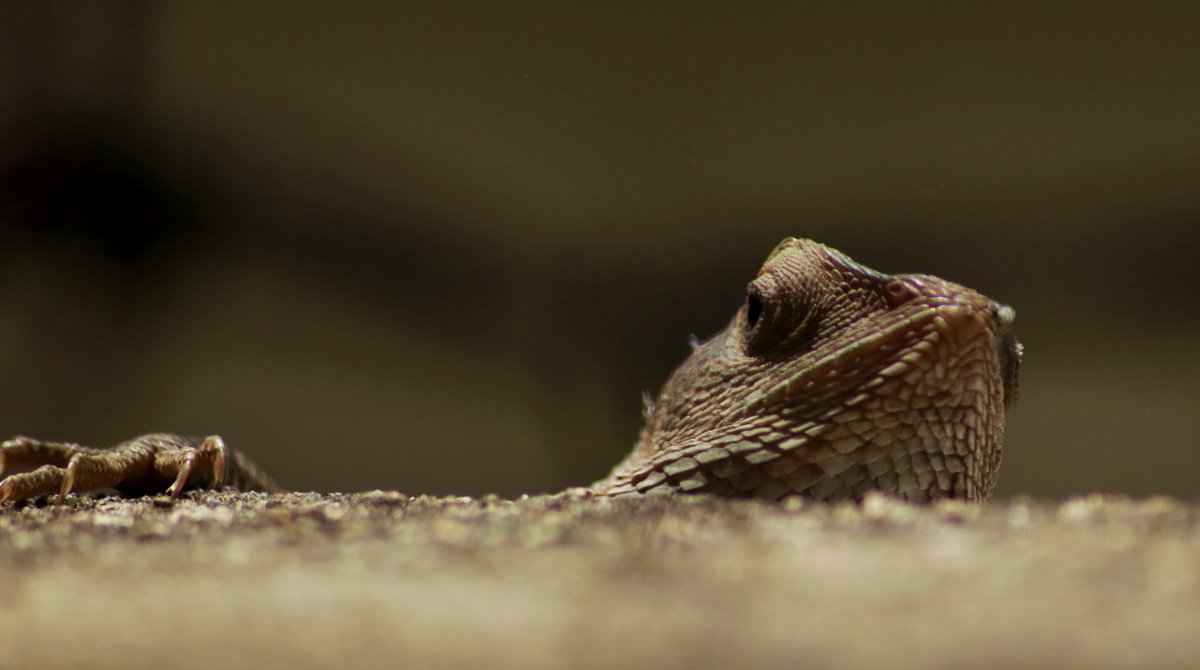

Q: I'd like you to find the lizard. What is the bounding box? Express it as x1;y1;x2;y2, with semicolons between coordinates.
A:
0;238;1021;504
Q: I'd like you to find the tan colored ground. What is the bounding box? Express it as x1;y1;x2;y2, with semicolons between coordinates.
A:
0;491;1196;669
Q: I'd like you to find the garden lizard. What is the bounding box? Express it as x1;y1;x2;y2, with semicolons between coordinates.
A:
0;238;1020;503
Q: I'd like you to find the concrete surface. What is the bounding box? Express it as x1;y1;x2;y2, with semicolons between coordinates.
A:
0;491;1197;669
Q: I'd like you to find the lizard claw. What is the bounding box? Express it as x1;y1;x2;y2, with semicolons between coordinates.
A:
59;455;80;503
203;435;228;490
166;450;198;498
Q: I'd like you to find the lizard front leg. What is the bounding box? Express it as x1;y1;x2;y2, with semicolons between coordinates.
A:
0;434;276;502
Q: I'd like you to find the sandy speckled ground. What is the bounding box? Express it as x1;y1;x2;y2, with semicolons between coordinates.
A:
0;491;1197;669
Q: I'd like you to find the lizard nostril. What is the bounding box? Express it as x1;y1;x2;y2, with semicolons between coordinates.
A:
885;280;916;305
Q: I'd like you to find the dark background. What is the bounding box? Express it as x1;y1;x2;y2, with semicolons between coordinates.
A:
1;2;1196;498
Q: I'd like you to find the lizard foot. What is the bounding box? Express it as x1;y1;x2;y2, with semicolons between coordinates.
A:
0;434;229;503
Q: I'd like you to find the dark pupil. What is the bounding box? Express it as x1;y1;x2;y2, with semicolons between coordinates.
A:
746;293;763;329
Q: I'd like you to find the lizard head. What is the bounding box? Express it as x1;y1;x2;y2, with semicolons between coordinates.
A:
739;238;1020;410
611;237;1021;501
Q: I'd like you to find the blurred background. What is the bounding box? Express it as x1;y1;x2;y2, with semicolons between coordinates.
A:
1;2;1196;498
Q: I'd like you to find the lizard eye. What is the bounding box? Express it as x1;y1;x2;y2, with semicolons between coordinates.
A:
746;291;764;330
743;276;805;355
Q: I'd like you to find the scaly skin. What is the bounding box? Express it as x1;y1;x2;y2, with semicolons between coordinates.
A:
593;238;1021;502
0;238;1018;503
0;434;277;502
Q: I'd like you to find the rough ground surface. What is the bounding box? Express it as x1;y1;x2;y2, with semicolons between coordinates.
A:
0;491;1197;670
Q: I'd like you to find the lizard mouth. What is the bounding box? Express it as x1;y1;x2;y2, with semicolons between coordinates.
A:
991;303;1022;407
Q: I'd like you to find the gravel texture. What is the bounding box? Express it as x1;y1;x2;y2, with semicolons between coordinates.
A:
0;491;1197;669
